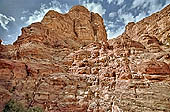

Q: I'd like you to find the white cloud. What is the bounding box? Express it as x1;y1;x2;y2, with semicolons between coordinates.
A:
107;0;113;4
131;0;163;14
82;2;106;16
2;32;19;45
107;26;124;39
20;17;26;21
130;0;165;22
117;5;126;15
131;0;146;9
148;1;163;14
107;0;124;5
166;0;170;5
22;10;29;14
117;0;124;5
135;11;147;22
107;29;114;39
98;0;104;2
25;0;69;25
108;23;116;28
0;13;15;30
105;20;125;39
109;12;116;18
6;34;17;44
105;20;116;28
119;13;135;25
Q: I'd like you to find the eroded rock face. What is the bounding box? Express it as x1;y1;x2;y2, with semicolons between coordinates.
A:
14;5;107;49
138;60;170;75
0;5;170;112
0;59;28;79
125;4;170;46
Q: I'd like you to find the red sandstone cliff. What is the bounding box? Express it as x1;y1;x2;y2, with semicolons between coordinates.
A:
0;5;170;112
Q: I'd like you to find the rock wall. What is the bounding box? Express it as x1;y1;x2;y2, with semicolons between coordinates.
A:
0;5;170;112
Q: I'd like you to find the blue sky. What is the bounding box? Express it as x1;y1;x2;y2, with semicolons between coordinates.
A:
0;0;169;44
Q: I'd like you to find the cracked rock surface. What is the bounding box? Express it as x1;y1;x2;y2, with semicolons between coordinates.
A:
0;5;170;112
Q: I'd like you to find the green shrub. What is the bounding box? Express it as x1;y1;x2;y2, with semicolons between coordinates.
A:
27;107;43;112
3;100;43;112
3;100;25;112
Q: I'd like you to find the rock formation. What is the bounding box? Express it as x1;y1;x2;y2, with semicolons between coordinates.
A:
0;4;170;112
14;5;107;49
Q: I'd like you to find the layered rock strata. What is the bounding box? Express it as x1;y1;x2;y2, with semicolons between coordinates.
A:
0;4;170;112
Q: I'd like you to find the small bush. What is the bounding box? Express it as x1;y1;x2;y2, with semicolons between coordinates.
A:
27;107;43;112
3;100;43;112
3;100;25;112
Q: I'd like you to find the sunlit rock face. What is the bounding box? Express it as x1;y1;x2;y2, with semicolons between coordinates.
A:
125;4;170;46
0;5;170;112
14;5;107;49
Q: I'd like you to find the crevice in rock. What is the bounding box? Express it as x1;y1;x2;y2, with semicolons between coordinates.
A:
25;64;30;77
73;20;78;37
90;13;98;42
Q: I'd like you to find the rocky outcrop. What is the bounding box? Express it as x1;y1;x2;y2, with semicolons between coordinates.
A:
138;60;170;75
125;4;170;46
14;5;107;49
0;4;170;112
0;59;28;79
